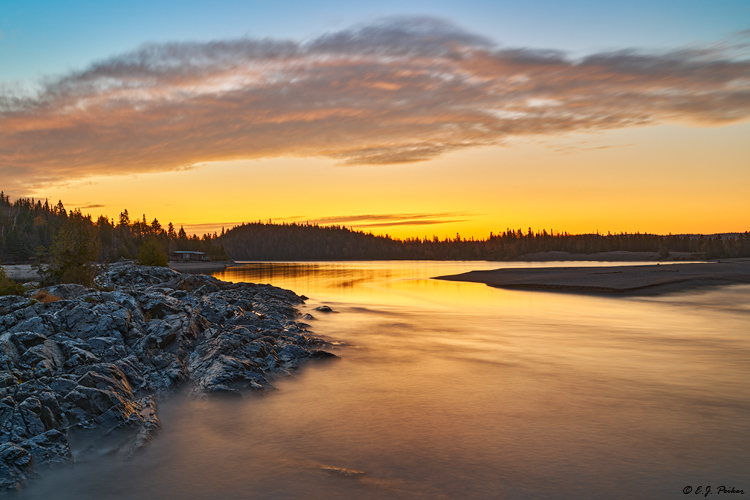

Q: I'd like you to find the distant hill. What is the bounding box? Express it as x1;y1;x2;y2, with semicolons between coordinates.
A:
218;222;404;260
217;222;750;261
673;233;745;240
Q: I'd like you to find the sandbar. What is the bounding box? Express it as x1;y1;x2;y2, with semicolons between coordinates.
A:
435;260;750;295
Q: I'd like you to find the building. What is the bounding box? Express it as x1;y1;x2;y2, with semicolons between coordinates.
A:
170;250;210;262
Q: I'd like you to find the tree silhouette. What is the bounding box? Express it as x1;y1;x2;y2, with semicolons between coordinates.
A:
44;210;100;285
0;191;748;265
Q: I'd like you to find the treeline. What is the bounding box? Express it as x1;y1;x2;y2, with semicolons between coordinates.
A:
219;222;405;260
219;222;750;261
0;192;227;264
3;191;749;265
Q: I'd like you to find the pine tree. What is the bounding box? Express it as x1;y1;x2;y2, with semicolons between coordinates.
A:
44;210;100;285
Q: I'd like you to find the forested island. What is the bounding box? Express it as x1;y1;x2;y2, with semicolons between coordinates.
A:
2;193;750;272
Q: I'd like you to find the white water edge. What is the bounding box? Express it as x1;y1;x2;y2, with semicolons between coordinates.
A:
18;261;750;500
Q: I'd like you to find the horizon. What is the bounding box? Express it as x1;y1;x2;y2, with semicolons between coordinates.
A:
1;2;749;239
3;192;747;241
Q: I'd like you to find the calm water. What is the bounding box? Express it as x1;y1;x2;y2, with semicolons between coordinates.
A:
19;261;750;499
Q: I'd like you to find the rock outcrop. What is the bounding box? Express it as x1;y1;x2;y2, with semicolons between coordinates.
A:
0;264;334;491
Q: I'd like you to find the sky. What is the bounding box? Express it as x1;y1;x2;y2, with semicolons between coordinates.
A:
1;1;749;238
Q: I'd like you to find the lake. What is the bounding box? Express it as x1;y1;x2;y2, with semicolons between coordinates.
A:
18;261;750;499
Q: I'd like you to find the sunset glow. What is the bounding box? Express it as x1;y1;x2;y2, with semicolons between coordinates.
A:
2;4;750;498
1;2;748;238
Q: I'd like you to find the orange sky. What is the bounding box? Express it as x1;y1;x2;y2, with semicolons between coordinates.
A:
3;18;749;239
31;121;750;239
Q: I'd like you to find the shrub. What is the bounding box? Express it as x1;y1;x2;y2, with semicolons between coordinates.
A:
137;237;169;267
31;289;61;303
0;263;25;296
44;210;100;286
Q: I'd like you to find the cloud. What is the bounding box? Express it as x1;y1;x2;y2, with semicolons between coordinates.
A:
1;16;749;193
283;211;472;229
176;222;243;236
292;212;470;224
355;219;467;228
174;212;471;236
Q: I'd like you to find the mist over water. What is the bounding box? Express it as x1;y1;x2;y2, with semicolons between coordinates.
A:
18;262;750;499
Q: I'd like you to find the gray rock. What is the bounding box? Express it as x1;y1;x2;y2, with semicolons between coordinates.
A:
0;296;34;316
0;443;34;491
0;263;336;491
43;284;89;300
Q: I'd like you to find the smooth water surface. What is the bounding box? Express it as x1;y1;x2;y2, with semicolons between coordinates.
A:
20;261;750;499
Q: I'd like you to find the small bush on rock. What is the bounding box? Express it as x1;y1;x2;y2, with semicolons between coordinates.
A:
137;237;169;267
0;263;24;296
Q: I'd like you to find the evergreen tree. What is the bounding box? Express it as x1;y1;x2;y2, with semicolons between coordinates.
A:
151;218;162;234
44;210;100;285
54;200;67;217
118;209;131;228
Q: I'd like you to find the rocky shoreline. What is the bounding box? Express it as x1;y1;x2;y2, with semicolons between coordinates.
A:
0;264;334;492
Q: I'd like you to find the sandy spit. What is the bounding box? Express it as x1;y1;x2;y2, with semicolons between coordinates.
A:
435;260;750;295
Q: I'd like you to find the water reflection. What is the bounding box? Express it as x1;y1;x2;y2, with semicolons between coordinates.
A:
18;261;750;500
214;260;668;308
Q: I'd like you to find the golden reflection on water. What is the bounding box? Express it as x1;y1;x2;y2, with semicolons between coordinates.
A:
214;261;749;496
18;261;750;500
213;260;659;308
